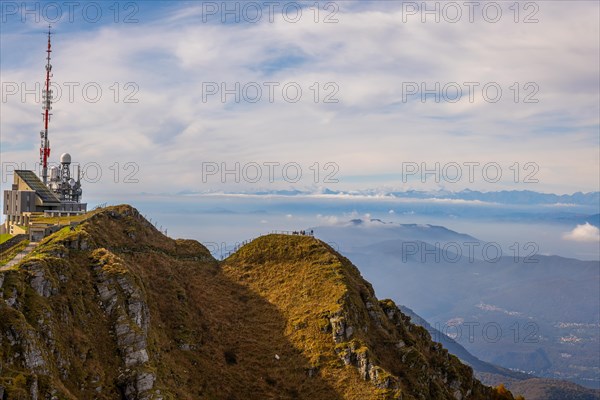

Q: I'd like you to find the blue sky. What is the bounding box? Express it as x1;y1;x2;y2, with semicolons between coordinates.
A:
1;1;599;199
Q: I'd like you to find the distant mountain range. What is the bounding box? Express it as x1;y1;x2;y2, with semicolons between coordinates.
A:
180;189;600;208
386;189;599;207
400;305;600;400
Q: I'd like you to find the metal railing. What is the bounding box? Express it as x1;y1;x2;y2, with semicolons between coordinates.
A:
218;230;317;259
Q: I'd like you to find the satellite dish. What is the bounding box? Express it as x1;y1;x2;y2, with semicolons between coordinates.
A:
60;153;72;164
69;178;76;187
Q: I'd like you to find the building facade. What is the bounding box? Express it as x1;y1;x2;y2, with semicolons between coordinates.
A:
2;170;87;238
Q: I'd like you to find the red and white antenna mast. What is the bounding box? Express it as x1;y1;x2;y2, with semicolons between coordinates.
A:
40;25;53;184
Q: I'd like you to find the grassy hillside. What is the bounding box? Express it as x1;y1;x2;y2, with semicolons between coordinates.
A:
223;234;520;399
0;234;13;245
0;205;519;399
0;240;29;267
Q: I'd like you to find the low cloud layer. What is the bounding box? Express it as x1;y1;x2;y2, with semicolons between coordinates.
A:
563;223;600;243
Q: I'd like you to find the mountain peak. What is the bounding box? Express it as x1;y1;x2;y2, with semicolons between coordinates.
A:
224;233;518;399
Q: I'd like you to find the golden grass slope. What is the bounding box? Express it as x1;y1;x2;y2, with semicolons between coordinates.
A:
0;205;519;400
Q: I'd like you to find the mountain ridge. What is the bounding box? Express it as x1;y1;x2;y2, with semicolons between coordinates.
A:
0;205;519;399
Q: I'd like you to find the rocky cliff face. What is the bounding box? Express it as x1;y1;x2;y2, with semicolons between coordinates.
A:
0;205;519;399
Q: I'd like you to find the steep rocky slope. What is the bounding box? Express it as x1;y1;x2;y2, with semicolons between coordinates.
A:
0;205;519;399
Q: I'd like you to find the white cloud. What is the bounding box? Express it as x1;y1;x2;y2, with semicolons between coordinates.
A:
1;2;599;199
316;214;339;225
563;223;600;243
